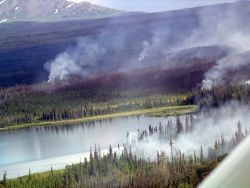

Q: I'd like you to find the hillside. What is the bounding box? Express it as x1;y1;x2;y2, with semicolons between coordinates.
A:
0;0;122;23
0;1;250;88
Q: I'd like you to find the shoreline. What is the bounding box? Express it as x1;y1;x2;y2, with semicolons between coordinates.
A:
0;147;123;181
0;105;197;132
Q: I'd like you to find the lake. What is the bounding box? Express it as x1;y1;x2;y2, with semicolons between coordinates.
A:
0;115;170;179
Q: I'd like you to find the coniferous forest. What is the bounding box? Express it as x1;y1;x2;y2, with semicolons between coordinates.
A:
0;84;248;187
0;143;225;188
2;1;250;187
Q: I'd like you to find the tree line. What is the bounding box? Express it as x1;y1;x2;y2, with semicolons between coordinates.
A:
0;144;224;188
0;82;190;128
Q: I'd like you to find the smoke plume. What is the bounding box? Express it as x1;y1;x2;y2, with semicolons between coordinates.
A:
45;38;107;82
198;2;250;88
137;2;250;89
126;102;250;160
45;1;250;86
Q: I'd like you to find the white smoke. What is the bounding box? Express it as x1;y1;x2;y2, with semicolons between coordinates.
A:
202;51;250;89
46;52;81;82
127;102;250;160
200;27;250;89
45;1;250;85
197;3;250;89
127;132;169;160
138;41;150;62
138;28;170;62
136;2;250;89
45;38;106;82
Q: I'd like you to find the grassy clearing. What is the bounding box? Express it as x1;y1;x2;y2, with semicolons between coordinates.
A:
147;105;197;117
0;105;197;132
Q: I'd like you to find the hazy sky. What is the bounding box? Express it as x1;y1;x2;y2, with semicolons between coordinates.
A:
70;0;239;12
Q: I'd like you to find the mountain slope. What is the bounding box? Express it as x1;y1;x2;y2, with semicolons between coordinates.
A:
1;1;250;88
0;0;123;23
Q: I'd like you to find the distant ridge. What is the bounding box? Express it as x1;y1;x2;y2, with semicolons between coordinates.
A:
0;0;123;23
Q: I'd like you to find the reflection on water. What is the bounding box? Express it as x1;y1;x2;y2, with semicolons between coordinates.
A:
0;115;170;166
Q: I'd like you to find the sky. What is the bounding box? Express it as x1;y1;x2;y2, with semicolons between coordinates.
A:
69;0;239;12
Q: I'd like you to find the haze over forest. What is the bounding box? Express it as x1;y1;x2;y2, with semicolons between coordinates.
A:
1;1;250;188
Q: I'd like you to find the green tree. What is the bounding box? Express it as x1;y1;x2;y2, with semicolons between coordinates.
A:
2;171;7;186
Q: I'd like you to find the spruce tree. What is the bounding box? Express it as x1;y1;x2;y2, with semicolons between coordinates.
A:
3;171;7;186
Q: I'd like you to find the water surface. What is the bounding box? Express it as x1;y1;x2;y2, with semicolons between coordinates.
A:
0;115;168;166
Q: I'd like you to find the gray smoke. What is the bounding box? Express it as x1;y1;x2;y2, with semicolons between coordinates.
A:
137;2;250;89
126;102;250;160
45;38;106;82
202;51;250;89
45;1;250;84
198;2;250;88
137;28;171;62
44;18;136;82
